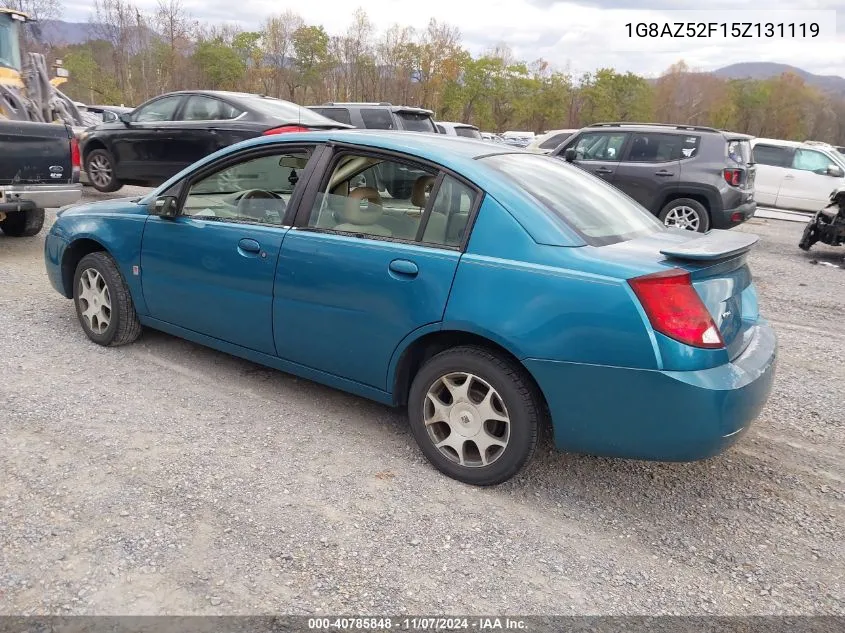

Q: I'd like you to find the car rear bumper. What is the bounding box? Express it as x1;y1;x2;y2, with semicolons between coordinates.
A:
712;199;756;229
0;183;83;211
524;321;777;461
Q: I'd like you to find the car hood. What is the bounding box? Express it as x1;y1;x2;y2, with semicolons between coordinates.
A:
57;197;149;218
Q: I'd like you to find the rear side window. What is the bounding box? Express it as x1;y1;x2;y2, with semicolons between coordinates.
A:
480;153;664;246
625;133;688;162
727;139;753;165
436;124;447;134
313;108;352;126
455;127;481;139
396;111;436;133
753;144;792;167
360;108;395;129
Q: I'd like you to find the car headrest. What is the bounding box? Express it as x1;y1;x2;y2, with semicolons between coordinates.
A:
340;187;383;225
411;175;436;208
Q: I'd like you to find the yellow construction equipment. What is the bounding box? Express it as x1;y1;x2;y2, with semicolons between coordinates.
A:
0;7;83;124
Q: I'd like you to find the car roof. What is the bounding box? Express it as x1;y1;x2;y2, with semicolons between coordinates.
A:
437;121;478;129
752;137;835;151
582;123;752;139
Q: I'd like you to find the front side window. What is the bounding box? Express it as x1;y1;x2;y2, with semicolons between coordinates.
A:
181;95;242;121
133;96;183;122
360;108;395;129
572;132;628;161
480;153;663;246
792;148;836;173
183;148;315;225
307;153;437;240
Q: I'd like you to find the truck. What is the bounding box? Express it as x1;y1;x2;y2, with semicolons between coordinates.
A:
0;119;82;236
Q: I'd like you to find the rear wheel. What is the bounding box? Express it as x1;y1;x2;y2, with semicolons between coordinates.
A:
659;198;710;233
407;346;541;486
73;252;141;346
0;208;45;237
85;149;123;193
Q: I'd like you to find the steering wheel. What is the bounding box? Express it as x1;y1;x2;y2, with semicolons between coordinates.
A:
236;189;283;219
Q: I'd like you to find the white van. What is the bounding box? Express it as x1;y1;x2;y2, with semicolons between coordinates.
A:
751;138;845;212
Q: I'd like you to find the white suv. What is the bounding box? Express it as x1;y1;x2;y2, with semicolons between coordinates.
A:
751;138;845;212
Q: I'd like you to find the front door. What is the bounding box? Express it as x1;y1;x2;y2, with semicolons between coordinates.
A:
562;130;630;183
777;147;844;212
111;94;186;185
750;143;794;207
273;150;479;390
140;145;320;354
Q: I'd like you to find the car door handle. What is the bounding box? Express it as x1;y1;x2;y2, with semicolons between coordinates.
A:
784;174;795;180
389;259;418;277
654;170;674;176
595;168;613;175
238;238;261;254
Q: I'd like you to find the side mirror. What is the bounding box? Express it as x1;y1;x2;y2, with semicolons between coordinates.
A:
118;112;132;126
151;195;178;218
827;164;844;178
564;148;577;162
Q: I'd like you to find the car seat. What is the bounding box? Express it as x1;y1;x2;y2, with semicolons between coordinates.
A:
333;187;392;236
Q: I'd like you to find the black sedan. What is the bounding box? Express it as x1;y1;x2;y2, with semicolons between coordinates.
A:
78;90;348;192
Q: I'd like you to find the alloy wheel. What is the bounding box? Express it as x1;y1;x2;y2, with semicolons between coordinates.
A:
88;154;113;189
423;372;511;467
663;205;701;231
77;268;112;334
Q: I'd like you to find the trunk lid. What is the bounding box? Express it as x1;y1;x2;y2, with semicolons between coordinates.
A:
601;228;760;359
0;121;74;185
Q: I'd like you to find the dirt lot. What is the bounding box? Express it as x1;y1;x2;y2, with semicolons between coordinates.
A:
1;194;843;616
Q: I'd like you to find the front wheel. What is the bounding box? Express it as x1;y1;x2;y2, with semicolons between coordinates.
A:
407;346;542;486
799;219;819;251
73;252;142;346
659;198;710;233
0;208;45;237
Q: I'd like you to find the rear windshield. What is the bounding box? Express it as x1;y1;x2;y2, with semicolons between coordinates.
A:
240;96;339;126
455;126;481;139
479;153;664;246
397;111;436;133
727;138;753;165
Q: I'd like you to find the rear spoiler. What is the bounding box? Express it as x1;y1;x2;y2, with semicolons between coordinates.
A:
660;229;759;262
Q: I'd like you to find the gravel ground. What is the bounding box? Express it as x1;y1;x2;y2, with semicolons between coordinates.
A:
1;196;843;616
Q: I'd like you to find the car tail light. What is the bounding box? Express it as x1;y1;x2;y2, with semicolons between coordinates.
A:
628;268;724;349
731;212;743;223
262;125;311;136
70;137;81;169
723;168;742;187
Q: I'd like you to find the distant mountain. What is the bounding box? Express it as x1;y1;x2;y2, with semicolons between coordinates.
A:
713;62;845;97
38;20;99;46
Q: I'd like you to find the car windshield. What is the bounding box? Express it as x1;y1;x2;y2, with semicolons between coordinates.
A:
239;95;339;126
455;126;481;139
397;111;436;132
479;153;665;245
0;14;22;71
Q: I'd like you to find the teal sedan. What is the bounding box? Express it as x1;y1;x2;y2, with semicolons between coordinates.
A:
44;130;776;485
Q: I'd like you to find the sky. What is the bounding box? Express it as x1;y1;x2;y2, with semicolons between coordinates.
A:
62;0;845;78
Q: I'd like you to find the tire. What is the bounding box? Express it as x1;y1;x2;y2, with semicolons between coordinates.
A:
0;208;45;237
799;220;818;251
73;252;142;347
85;149;123;193
407;346;542;486
659;198;710;233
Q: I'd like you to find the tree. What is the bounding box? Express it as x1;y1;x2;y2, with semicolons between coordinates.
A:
2;0;61;48
191;37;245;90
291;25;329;102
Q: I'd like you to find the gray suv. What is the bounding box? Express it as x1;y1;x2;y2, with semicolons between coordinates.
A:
552;123;757;232
307;102;438;134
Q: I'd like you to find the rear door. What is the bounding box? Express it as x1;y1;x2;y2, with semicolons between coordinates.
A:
777;147;844;211
613;131;684;211
560;131;630;183
751;143;793;207
273;147;479;390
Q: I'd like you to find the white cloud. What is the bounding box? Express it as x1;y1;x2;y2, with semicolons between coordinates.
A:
62;0;844;77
